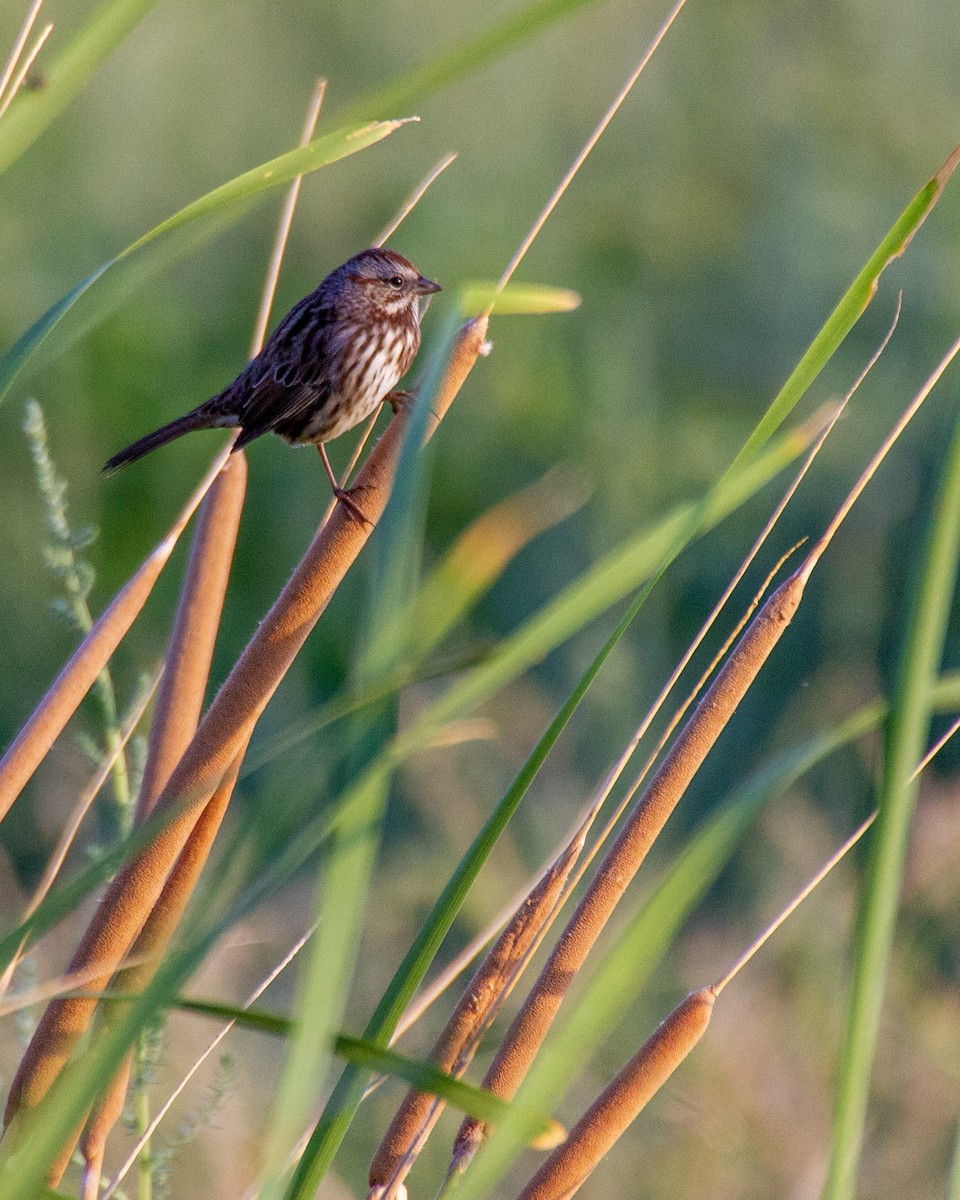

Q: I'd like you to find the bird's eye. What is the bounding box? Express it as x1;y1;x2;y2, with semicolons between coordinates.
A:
388;275;404;289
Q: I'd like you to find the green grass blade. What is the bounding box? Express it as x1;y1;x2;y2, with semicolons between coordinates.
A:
278;416;814;1196
0;0;160;175
729;144;960;474
333;1036;512;1124
824;402;960;1199
283;575;657;1198
262;316;458;1190
0;118;414;405
449;701;897;1198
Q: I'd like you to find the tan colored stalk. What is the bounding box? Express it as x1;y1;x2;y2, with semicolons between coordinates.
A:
375;152;458;247
0;440;235;823
27;671;162;920
4;316;489;1149
78;747;248;1193
516;987;715;1200
368;830;589;1197
491;0;689;301
452;570;805;1170
247;79;328;357
134;452;248;819
0;0;49;117
77;81;326;1194
100;925;316;1200
453;321;960;1169
515;811;878;1200
0;19;50;120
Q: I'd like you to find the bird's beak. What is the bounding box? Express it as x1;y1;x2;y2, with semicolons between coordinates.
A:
415;276;442;295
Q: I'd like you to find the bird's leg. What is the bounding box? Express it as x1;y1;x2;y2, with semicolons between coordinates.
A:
317;443;373;527
382;389;413;415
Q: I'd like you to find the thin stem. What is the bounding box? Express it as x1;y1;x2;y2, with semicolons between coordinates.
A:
0;20;51;119
101;927;316;1200
375;152;458;246
800;323;960;582
248;79;327;358
24;669;161;921
712;812;878;995
493;0;689;299
0;0;44;109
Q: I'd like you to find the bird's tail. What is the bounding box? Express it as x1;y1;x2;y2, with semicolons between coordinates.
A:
103;405;231;473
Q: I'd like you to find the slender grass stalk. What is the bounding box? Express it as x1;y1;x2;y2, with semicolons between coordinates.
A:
368;831;589;1196
23;670;160;922
0;0;46;112
448;327;960;1196
0;18;51;120
3;319;487;1163
0;438;235;824
99;926;316;1200
823;366;960;1198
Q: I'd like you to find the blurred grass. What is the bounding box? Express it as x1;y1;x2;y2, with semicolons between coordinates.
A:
1;1;960;1197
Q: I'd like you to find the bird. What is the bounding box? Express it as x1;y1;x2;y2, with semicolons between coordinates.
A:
104;247;441;522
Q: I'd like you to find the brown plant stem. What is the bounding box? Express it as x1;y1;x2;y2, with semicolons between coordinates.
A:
79;748;248;1182
453;568;806;1166
453;321;960;1173
515;807;882;1200
43;79;326;1189
3;316;488;1152
0;441;235;823
368;830;587;1196
135;453;248;820
515;989;715;1200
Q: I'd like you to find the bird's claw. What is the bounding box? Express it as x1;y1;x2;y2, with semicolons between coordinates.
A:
383;390;413;416
333;484;374;528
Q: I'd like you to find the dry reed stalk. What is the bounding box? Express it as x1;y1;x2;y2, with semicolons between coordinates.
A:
0;0;50;119
515;810;879;1200
78;749;247;1178
516;988;715;1200
0;19;50;120
23;670;162;924
368;831;588;1197
67;82;327;1189
0;440;236;823
453;324;960;1170
452;570;807;1166
11;753;245;1186
3;316;489;1148
135;452;248;820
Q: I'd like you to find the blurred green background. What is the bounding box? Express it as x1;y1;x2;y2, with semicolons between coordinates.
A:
1;1;959;1197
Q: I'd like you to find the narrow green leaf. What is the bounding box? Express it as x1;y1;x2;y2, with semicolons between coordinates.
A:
824;398;960;1199
0;0;160;175
459;281;581;315
728;144;960;473
278;419;813;1198
0;118;415;404
333;1036;511;1124
451;704;889;1197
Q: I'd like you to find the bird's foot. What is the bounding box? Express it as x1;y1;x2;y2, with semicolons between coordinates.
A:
383;389;413;415
332;483;374;528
